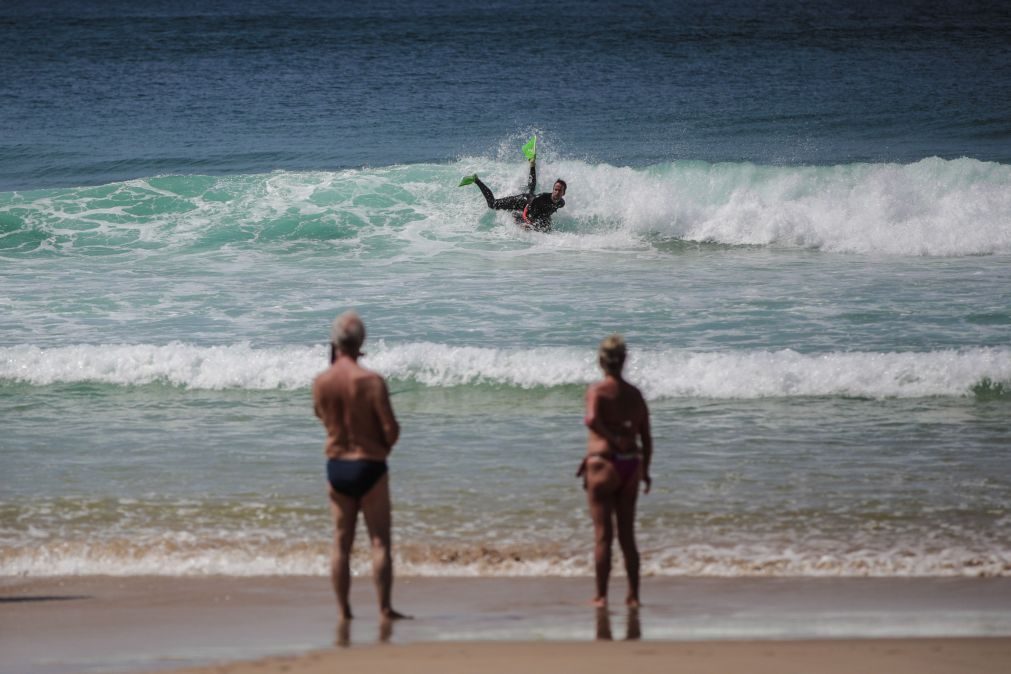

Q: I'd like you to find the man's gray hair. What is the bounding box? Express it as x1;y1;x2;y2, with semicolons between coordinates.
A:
331;311;366;352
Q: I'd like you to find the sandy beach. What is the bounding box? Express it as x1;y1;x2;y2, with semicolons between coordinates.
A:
3;575;1010;674
160;639;1011;674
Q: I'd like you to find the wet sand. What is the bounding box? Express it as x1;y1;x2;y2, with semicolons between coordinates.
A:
159;638;1011;674
1;576;1010;674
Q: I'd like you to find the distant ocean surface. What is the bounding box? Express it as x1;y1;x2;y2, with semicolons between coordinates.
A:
2;0;1009;579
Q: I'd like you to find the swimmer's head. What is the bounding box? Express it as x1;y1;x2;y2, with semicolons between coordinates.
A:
552;179;567;201
598;334;626;375
331;311;366;358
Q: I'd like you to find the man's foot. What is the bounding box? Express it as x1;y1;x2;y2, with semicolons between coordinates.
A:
382;608;413;620
458;174;477;186
591;596;608;608
521;135;537;161
626;596;640;608
339;604;353;620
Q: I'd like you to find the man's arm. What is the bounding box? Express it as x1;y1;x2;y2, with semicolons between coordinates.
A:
374;378;400;449
526;158;537;195
312;379;323;420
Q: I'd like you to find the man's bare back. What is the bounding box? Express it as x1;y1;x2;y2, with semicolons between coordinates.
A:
313;358;398;461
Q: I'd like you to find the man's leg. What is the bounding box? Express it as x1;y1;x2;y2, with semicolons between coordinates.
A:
474;177;529;211
329;488;359;619
473;176;497;207
360;473;409;619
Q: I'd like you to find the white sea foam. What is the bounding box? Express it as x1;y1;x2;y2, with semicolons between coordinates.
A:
562;157;1011;256
0;342;323;390
3;540;1006;578
2;342;1009;399
3;157;1008;257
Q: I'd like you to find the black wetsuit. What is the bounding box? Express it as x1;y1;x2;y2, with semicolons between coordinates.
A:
474;161;564;232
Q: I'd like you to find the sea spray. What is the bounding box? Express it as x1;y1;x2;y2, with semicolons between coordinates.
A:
2;157;1008;256
3;342;1009;399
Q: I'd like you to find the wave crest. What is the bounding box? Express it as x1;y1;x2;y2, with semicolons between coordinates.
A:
2;342;1008;400
2;157;1008;256
573;157;1011;256
3;539;1006;578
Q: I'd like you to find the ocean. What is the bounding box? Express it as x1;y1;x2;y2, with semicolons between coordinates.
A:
1;0;1009;581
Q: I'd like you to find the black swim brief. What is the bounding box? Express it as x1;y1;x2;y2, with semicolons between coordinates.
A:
326;459;388;499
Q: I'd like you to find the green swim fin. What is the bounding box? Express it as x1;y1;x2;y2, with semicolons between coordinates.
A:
458;174;477;186
521;135;537;161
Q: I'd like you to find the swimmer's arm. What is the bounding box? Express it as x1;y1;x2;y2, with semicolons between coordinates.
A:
375;378;400;449
526;158;537;194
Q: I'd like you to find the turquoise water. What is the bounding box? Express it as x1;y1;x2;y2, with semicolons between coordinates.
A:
1;1;1010;578
2;160;1009;577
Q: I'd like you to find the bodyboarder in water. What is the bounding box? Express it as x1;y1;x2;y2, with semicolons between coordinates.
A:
459;136;566;232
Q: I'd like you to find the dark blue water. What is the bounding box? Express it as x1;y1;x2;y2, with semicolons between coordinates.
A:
2;0;1009;190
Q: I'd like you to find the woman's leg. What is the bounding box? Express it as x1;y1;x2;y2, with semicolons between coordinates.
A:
585;457;620;607
615;467;642;607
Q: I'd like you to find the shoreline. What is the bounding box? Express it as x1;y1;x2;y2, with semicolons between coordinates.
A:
157;639;1011;674
2;575;1010;674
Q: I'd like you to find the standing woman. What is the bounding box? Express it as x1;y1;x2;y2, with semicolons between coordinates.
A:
581;335;653;608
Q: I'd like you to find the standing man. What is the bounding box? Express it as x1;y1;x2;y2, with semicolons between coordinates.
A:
313;311;408;621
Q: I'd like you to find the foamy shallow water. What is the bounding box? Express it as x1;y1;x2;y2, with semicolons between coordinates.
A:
2;1;1009;581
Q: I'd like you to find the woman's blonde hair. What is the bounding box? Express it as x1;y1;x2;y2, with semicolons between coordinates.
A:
598;334;626;374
